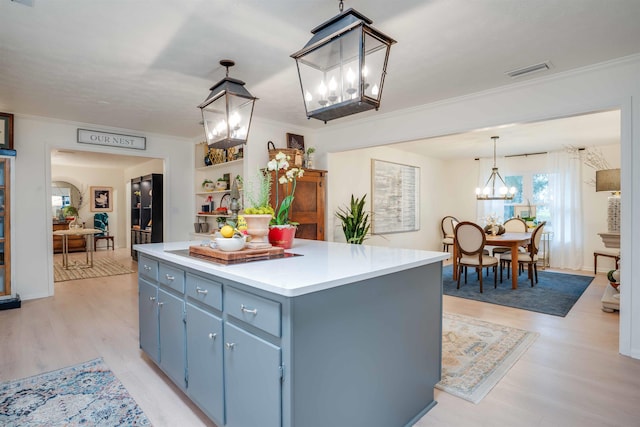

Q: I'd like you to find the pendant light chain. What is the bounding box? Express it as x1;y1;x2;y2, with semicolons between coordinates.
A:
339;0;344;12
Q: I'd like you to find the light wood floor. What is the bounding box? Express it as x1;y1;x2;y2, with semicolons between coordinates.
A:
1;249;639;426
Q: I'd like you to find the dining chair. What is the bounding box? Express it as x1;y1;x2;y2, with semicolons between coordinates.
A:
500;221;546;287
454;221;499;293
441;215;458;252
492;217;527;257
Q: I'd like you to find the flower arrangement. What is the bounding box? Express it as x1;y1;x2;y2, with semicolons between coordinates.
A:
268;152;304;225
484;213;503;235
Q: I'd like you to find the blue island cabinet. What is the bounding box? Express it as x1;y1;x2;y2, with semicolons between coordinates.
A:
137;249;443;427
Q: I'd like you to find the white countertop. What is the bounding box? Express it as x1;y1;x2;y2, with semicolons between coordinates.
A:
134;239;450;297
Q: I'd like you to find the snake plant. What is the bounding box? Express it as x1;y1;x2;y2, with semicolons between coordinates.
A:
336;194;370;244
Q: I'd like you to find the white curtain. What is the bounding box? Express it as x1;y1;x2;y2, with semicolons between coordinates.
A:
547;150;583;270
476;157;505;225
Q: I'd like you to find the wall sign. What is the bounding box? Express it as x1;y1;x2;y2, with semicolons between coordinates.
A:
77;128;146;150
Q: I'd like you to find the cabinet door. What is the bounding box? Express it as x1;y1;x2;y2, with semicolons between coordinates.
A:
186;304;224;424
159;289;186;388
224;323;281;427
138;278;159;363
270;170;325;240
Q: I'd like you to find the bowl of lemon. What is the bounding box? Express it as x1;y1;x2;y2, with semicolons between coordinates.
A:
213;225;247;252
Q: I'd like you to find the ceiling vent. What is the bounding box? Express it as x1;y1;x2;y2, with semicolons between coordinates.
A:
505;61;551;78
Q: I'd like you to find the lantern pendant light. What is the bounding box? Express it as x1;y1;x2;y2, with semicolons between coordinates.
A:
291;0;396;123
476;136;517;200
198;59;257;149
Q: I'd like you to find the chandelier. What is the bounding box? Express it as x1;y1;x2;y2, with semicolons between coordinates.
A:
475;136;517;200
198;60;257;149
290;0;396;123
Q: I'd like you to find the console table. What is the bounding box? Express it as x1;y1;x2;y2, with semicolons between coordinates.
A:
53;228;101;269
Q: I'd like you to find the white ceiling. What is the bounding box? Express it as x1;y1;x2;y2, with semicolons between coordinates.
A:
2;0;635;166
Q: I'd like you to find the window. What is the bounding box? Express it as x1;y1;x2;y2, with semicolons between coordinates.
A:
503;173;550;224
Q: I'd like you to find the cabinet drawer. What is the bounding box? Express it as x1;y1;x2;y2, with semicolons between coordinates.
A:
159;263;185;293
225;287;281;337
139;255;158;282
186;273;222;311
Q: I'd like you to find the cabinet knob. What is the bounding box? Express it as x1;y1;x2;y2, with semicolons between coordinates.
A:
144;265;151;271
149;296;156;302
208;333;217;340
240;304;258;315
157;302;164;307
165;274;175;281
225;343;235;350
196;287;208;295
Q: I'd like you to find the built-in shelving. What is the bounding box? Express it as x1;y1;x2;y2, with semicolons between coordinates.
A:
194;143;245;238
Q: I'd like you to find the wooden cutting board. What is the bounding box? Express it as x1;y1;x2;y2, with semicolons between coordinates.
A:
189;244;284;261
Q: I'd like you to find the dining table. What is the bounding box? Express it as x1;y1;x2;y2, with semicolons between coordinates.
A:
453;231;532;289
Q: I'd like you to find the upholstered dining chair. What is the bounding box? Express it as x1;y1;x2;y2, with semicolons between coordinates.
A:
454;221;499;293
491;217;527;257
500;221;546;287
441;215;458;252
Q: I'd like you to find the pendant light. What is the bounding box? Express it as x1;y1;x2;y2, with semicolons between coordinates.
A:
291;0;396;123
476;136;517;200
198;60;257;149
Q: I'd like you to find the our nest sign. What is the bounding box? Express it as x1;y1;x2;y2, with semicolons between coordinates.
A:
77;129;146;150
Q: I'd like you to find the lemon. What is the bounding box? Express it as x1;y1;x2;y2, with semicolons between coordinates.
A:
220;225;235;238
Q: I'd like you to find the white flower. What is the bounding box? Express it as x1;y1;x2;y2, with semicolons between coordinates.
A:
279;176;288;184
275;152;288;161
267;159;278;171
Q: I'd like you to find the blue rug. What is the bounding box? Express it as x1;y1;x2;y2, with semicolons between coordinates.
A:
443;265;594;317
0;358;150;426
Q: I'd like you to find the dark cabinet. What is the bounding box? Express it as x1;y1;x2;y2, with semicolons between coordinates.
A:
131;174;163;259
270;169;326;240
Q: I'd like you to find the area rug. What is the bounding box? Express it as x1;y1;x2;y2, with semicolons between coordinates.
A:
442;265;594;317
54;258;135;282
437;312;539;404
0;358;150;426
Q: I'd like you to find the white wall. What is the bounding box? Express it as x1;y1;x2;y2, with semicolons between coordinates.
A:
314;55;640;358
13;115;193;301
327;145;447;250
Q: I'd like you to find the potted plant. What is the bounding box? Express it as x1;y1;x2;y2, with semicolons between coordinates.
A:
242;169;275;244
201;179;214;192
304;147;316;169
215;177;228;190
267;152;305;248
335;194;370;244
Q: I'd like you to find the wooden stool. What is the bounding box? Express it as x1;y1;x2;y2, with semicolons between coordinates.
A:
94;235;115;251
594;250;620;274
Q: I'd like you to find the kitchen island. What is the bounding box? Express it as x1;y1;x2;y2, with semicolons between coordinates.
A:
135;239;449;427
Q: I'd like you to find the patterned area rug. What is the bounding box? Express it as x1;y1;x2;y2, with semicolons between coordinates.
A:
442;265;594;317
437;312;539;404
0;358;150;426
54;258;135;282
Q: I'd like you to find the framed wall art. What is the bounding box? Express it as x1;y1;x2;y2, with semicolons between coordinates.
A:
371;159;420;234
90;186;113;212
286;133;305;151
0;112;14;150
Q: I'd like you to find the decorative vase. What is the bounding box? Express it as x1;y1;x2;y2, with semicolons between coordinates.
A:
68;216;82;229
269;225;296;249
204;154;213;166
243;214;273;243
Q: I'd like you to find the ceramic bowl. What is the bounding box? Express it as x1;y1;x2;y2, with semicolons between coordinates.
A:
214;236;245;252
